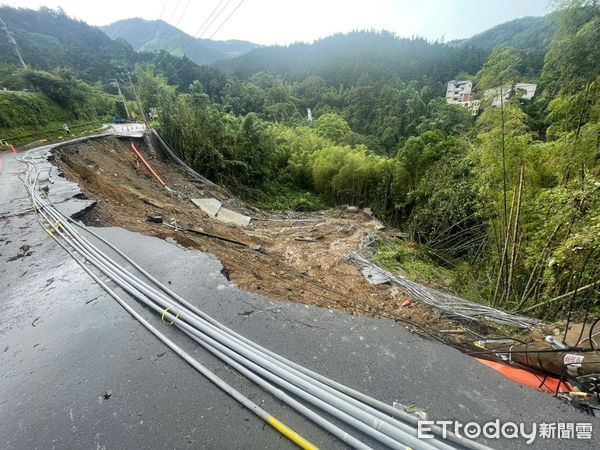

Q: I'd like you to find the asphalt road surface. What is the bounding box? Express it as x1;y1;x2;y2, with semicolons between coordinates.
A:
0;142;597;449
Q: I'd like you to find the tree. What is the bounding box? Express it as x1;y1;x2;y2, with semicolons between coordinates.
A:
314;112;351;142
476;45;522;91
542;0;600;95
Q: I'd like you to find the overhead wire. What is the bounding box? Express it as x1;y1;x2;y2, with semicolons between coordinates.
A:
160;0;231;76
152;0;193;71
168;0;245;79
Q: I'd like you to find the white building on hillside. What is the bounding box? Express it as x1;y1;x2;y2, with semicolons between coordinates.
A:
446;80;473;103
484;83;537;107
446;80;480;115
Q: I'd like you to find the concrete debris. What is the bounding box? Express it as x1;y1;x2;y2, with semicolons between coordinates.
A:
216;207;251;227
113;123;146;138
346;206;359;213
250;244;268;254
191;198;222;218
362;266;391;285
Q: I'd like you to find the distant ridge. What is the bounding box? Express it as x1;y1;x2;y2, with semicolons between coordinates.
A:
101;18;259;65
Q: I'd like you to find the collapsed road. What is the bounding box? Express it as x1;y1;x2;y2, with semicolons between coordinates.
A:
0;135;597;448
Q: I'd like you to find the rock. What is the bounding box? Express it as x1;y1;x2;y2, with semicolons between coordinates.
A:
346;206;359;213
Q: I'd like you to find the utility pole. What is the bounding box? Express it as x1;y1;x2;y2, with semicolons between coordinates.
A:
111;78;130;121
0;15;26;68
125;72;147;124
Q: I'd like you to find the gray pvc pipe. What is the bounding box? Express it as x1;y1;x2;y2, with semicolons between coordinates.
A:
38;195;456;450
65;218;484;450
41;214;423;450
26;153;477;450
33;198;373;450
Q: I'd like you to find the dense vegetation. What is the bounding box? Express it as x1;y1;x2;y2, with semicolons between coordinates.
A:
142;1;600;318
0;6;228;90
0;2;598;319
0;66;117;145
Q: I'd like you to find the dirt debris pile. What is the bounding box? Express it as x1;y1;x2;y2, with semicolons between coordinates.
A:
52;135;499;342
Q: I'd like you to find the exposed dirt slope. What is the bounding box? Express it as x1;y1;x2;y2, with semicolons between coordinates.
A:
52;135;503;343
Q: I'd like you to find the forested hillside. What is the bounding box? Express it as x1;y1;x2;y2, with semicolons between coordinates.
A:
0;6;225;90
140;0;600;319
1;2;598;320
450;15;557;51
101;18;258;65
217;30;489;84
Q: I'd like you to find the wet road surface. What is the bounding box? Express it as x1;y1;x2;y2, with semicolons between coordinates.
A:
0;143;597;449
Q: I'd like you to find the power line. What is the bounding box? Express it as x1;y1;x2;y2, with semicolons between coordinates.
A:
160;0;230;75
207;0;245;40
149;0;169;41
174;0;193;29
125;72;148;124
152;0;187;70
168;0;246;79
196;0;233;39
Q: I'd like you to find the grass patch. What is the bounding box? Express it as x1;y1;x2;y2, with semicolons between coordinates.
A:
371;239;457;290
371;238;489;303
243;182;327;212
0;120;108;149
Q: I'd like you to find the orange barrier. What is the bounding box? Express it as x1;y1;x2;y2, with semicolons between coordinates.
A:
476;358;574;394
130;143;167;188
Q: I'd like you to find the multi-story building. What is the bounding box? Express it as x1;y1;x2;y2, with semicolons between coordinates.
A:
446;80;473;104
446;80;480;115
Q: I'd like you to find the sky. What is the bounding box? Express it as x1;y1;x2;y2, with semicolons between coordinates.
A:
1;0;552;45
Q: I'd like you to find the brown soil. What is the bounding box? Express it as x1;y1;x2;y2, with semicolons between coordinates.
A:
52;135;518;345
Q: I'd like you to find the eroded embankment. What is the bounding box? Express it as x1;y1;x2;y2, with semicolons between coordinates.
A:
52;134;513;343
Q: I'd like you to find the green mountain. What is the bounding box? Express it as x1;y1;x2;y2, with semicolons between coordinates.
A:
449;15;558;51
216;30;489;85
0;6;136;81
217;14;558;84
0;6;227;93
100;18;259;65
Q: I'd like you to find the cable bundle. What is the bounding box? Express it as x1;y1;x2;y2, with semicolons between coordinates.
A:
19;148;489;450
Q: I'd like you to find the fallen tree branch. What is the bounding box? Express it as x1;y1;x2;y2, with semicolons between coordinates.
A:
519;280;600;314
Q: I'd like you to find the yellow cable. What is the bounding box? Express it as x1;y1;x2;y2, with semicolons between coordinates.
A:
266;416;319;450
161;305;180;324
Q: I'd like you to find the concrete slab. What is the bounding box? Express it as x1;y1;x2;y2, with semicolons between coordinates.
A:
191;197;222;218
216;206;251;227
